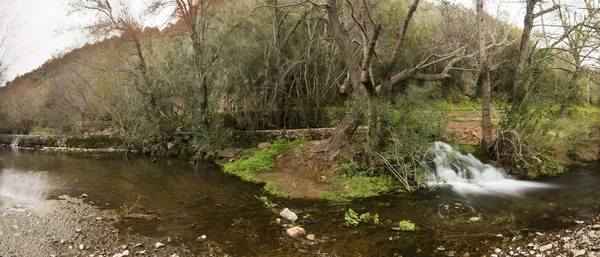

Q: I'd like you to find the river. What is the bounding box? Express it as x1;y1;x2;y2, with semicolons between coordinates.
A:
0;148;599;256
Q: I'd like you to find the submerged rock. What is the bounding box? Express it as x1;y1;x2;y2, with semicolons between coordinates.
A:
280;208;298;222
286;227;306;238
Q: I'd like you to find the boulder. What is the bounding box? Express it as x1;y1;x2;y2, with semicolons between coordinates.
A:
216;148;237;158
286;227;306;238
258;142;272;149
280;208;298;222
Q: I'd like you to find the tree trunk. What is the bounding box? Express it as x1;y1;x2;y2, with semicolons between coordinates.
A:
272;0;287;128
512;0;538;104
560;67;580;116
477;0;493;153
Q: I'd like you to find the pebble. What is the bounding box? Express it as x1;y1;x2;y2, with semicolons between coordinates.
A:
570;249;586;256
592;224;600;230
79;244;85;250
437;246;446;251
286;226;306;238
121;250;129;256
196;235;207;241
280;208;298;222
539;243;553;252
154;242;165;249
306;234;315;240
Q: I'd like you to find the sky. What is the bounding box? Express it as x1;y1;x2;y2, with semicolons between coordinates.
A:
0;0;527;83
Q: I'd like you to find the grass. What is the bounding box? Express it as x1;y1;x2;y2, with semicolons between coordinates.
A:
222;138;308;184
222;138;308;196
319;174;402;202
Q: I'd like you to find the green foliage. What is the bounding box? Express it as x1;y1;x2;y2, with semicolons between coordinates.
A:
379;84;448;192
222;139;308;183
255;195;277;208
344;208;379;227
393;220;418;231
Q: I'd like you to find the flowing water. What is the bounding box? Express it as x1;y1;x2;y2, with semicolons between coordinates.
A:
426;142;554;196
0;147;599;256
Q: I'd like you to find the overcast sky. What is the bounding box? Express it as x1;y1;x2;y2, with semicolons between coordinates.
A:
2;0;526;83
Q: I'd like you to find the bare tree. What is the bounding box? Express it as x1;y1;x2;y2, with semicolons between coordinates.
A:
147;0;224;116
68;0;154;101
314;0;503;155
512;0;559;103
552;0;600;116
476;0;493;152
0;0;16;84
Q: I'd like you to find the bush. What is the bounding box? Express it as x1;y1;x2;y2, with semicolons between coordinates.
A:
378;85;448;193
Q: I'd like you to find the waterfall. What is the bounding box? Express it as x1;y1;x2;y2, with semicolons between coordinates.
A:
426;142;553;196
10;137;20;149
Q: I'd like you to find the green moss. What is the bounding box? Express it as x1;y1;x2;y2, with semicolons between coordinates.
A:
393;220;418;231
319;174;403;201
263;182;287;198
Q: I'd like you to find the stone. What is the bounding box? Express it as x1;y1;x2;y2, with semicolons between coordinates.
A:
306;234;315;240
469;216;482;223
571;249;586;257
592;224;600;230
437;246;446;251
121;250;129;256
79;244;85;250
494;248;502;254
154;242;165;249
196;235;207;241
539;243;553;252
258;142;272;149
286;227;306;238
216;148;237;158
138;250;146;255
280;208;298;222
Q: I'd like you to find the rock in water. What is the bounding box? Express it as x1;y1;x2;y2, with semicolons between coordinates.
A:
280;208;298;222
286;227;306;238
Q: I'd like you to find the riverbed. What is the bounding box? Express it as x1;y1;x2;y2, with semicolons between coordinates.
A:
0;148;599;256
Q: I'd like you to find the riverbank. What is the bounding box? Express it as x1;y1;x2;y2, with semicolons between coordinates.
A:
0;195;199;257
490;215;600;257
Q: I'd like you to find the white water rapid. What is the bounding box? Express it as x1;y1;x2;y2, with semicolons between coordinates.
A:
426;142;553;196
0;169;49;207
10;137;20;149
